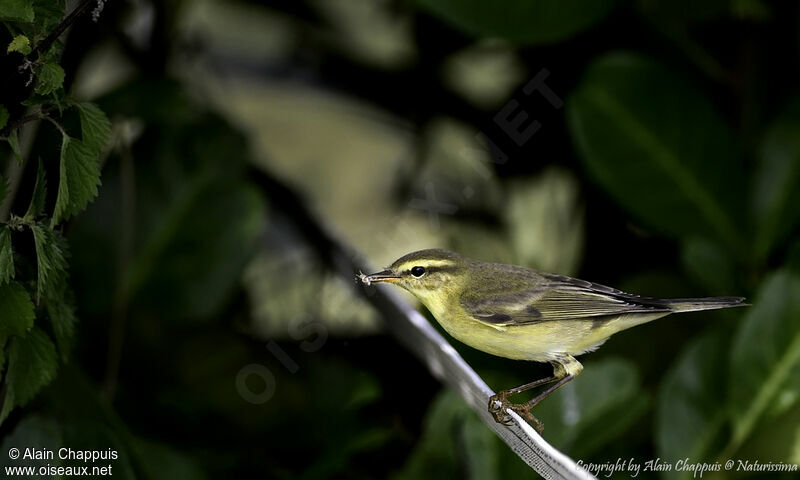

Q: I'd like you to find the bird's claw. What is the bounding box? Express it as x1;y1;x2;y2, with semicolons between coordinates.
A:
488;393;507;423
488;394;544;433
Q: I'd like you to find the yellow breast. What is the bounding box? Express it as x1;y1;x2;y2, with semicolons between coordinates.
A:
420;296;669;362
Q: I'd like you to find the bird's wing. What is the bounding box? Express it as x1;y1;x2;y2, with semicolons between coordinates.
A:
460;271;670;326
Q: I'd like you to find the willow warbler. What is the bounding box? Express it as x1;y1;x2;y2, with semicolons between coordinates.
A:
360;248;746;431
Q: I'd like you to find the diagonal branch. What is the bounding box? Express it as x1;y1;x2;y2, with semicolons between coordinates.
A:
29;0;99;59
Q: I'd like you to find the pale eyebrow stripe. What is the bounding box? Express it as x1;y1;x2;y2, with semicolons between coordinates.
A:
398;259;456;269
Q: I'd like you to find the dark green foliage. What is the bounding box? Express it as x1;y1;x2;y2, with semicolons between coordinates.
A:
0;0;34;22
0;282;34;343
568;53;744;248
33;62;64;95
753;99;800;260
0;328;58;423
1;0;110;425
656;331;730;477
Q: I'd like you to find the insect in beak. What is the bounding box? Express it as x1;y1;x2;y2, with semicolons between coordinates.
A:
359;269;400;285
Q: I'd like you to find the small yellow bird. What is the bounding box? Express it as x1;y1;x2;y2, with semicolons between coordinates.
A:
361;248;746;431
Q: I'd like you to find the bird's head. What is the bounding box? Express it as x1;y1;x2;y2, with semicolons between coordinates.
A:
361;249;469;302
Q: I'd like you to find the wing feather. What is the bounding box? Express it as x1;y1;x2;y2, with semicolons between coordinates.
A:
461;270;670;326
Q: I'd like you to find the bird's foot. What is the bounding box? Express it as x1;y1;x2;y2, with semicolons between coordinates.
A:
488;394;544;433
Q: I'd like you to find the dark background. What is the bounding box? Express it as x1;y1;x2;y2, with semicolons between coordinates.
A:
2;0;800;478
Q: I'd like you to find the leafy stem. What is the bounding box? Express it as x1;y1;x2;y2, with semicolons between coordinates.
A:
28;0;98;59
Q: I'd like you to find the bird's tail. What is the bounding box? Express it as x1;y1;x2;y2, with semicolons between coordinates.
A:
664;296;748;313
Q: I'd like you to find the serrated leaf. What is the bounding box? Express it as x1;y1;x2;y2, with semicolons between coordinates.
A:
76;103;111;155
24;159;47;220
32;0;64;31
34;62;65;95
7;35;31;55
0;328;58;424
567;53;744;248
0;0;34;22
0;282;34;343
729;271;800;451
0;105;8;129
0;227;14;284
44;273;77;361
31;224;66;301
52;136;102;226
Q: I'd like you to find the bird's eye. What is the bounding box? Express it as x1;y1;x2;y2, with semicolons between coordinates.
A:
411;266;426;277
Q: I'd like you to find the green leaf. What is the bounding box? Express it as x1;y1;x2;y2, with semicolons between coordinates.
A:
0;105;8;129
24;159;47;220
0;282;34;343
733;402;800;468
44;272;77;360
75;103;111;155
728;271;800;452
752;98;800;259
418;0;618;45
32;0;65;31
657;330;730;479
34;62;65;95
0;0;34;22
567;53;744;248
0;328;58;424
7;34;31;55
31;223;66;300
0;227;14;284
52;136;102;226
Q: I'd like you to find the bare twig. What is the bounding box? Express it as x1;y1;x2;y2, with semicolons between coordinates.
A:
0;108;52;138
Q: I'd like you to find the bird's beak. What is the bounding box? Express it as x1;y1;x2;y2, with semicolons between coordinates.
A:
361;269;401;285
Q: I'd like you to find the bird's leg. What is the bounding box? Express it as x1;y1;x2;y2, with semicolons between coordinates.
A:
488;375;559;424
488;355;583;432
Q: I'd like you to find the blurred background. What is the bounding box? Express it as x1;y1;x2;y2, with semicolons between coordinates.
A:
1;0;800;478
